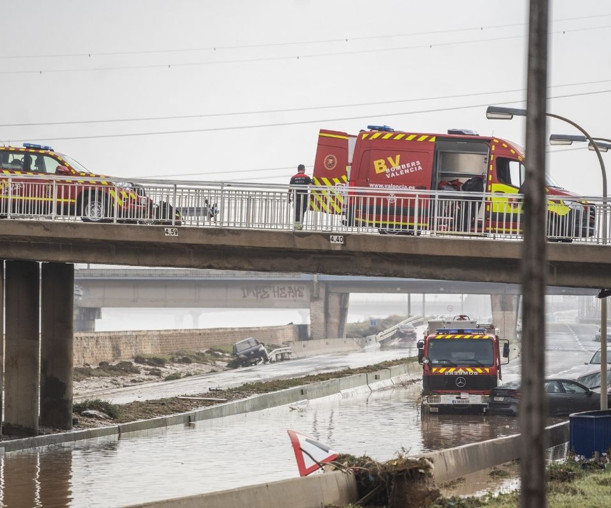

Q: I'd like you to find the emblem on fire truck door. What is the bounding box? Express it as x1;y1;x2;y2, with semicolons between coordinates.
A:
324;154;337;170
455;377;467;388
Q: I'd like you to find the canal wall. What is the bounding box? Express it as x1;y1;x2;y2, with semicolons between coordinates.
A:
73;325;303;366
126;422;569;508
127;421;570;508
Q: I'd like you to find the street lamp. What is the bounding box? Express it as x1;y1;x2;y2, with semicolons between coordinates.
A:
549;134;611;153
488;105;609;410
549;132;610;409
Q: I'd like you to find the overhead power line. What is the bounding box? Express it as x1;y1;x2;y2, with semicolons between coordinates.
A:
0;79;609;128
3;89;610;144
1;24;609;75
0;13;608;60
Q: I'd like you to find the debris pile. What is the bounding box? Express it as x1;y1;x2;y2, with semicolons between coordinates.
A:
331;453;440;508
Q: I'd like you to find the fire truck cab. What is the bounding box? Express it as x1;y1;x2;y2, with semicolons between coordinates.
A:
417;321;510;414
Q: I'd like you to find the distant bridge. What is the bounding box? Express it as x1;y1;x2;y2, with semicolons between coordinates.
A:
72;268;597;332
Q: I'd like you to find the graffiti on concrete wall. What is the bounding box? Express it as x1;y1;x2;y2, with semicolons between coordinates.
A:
241;285;308;300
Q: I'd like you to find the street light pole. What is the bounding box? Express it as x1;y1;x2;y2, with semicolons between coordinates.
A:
549;133;609;409
487;107;610;410
489;1;549;504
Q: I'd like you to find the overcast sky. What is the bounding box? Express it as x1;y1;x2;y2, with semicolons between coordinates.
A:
1;0;610;196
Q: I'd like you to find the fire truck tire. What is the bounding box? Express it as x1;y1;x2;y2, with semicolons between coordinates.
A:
80;192;108;223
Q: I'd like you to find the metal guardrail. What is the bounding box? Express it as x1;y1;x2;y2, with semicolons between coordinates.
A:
0;174;608;244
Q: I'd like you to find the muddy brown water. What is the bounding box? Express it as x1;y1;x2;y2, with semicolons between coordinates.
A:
2;319;591;507
0;384;545;508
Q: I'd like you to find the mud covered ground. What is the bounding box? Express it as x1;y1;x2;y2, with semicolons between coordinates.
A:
70;353;411;428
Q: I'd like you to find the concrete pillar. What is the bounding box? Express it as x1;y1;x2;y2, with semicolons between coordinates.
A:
40;262;74;430
0;261;3;432
326;292;350;338
490;294;519;341
310;286;350;340
309;282;326;339
73;306;101;332
4;260;40;436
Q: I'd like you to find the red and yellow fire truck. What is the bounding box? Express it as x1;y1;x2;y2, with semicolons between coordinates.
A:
417;317;510;413
0;143;178;223
311;125;594;238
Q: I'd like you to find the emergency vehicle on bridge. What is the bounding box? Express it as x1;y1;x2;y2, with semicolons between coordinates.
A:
311;125;594;239
0;143;178;224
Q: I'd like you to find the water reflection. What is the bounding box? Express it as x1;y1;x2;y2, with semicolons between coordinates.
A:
0;387;565;507
1;449;73;508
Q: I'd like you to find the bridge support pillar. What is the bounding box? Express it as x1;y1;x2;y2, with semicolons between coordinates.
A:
74;306;101;332
4;260;40;436
40;263;74;430
490;294;519;342
0;262;3;432
309;283;349;339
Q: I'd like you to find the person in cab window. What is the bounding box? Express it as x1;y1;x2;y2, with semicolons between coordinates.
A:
23;154;32;171
34;155;46;173
288;164;312;230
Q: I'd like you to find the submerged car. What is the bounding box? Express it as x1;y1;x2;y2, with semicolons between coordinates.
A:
488;378;611;417
232;337;269;367
0;143;179;223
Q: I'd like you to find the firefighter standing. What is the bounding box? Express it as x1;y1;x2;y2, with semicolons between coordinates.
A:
288;164;312;230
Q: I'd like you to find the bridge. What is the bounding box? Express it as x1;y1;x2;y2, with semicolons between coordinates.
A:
72;267;598;334
0;177;610;436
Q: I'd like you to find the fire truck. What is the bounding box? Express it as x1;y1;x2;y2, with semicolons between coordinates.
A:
417;317;510;413
311;125;594;239
0;143;179;224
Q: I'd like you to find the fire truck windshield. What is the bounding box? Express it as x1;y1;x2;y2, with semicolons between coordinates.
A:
57;153;91;174
428;338;494;367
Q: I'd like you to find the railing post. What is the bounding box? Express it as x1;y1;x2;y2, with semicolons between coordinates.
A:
113;185;119;223
51;180;57;220
172;184;178;226
7;176;12;219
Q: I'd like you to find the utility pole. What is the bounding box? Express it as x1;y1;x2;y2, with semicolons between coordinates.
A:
520;1;548;506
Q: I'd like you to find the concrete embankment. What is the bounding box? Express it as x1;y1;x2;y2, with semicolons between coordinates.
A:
128;422;569;508
74;325;303;366
1;351;570;508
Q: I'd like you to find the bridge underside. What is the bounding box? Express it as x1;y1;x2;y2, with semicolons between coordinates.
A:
0;221;609;288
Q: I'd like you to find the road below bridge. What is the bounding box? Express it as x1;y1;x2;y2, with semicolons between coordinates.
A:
0;321;601;507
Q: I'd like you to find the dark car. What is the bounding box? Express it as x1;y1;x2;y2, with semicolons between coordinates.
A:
488;378;611;417
232;337;269;367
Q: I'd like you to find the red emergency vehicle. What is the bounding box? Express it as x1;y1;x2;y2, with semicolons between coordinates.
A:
311;126;594;239
0;143;178;223
417;318;510;413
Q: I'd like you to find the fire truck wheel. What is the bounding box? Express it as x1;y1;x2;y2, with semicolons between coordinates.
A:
81;192;108;223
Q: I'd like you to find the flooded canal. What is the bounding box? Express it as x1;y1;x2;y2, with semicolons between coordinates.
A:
0;383;527;507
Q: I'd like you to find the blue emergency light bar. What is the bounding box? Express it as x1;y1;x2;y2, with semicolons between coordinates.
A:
436;328;487;334
367;125;394;132
23;142;54;151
